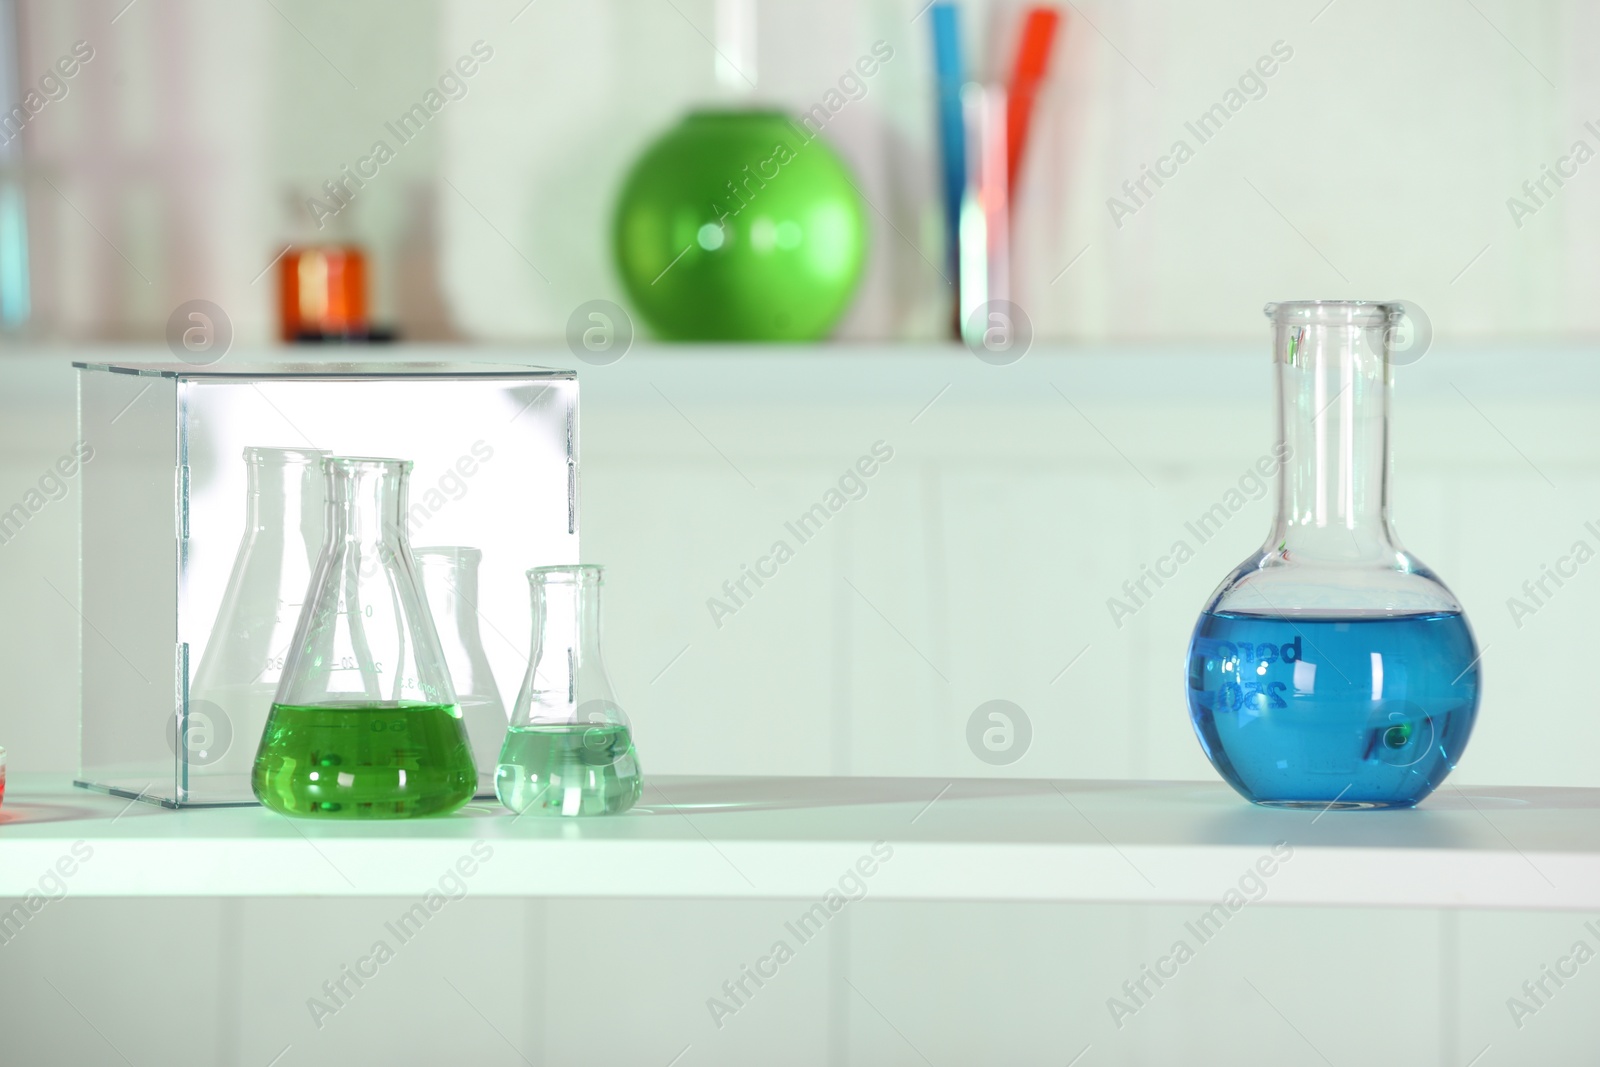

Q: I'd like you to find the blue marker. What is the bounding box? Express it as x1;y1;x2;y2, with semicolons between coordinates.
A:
930;3;965;284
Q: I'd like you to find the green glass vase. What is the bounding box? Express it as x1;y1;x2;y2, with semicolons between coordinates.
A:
613;109;867;341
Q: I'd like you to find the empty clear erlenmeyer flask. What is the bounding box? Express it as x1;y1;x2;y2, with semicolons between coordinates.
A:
1186;301;1480;809
496;565;642;816
189;447;328;802
253;456;476;818
416;546;508;798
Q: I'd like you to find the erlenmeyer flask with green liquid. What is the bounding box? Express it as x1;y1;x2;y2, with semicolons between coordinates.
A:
252;456;476;818
496;565;642;817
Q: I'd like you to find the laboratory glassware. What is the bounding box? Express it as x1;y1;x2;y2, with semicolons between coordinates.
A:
416;546;508;798
496;565;642;816
189;447;328;798
278;245;370;341
253;456;475;818
1185;301;1480;809
613;110;866;340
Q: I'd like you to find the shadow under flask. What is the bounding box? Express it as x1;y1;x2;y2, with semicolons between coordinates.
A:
190;447;329;801
496;565;642;816
416;546;508;799
1185;301;1480;809
252;457;476;818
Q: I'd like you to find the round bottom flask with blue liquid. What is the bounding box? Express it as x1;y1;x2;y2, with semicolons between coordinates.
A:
1186;301;1480;809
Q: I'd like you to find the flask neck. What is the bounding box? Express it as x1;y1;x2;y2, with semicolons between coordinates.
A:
325;459;408;548
418;549;486;644
1269;315;1397;562
531;577;606;695
521;566;616;723
243;448;325;538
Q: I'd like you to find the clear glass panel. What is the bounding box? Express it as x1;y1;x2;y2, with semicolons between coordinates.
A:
75;363;577;807
76;369;180;804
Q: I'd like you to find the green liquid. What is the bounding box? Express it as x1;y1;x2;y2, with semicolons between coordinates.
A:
253;702;477;819
495;723;642;817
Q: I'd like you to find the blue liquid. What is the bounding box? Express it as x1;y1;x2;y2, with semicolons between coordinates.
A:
1186;610;1480;809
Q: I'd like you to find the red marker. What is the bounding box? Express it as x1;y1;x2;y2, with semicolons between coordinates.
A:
1006;7;1061;197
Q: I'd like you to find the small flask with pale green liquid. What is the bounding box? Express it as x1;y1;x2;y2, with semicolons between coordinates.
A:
252;456;475;819
496;565;642;817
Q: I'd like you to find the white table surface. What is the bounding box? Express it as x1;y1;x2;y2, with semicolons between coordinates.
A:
0;775;1593;909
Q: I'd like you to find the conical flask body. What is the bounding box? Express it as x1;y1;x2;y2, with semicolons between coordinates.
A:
417;546;508;798
496;565;641;816
189;447;328;801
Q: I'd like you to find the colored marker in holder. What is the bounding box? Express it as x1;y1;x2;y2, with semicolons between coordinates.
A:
932;4;1062;339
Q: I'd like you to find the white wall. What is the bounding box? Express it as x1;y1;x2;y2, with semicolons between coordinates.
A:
2;898;1597;1065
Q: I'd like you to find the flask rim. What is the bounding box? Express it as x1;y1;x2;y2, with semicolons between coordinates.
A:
242;446;330;465
1265;300;1402;327
321;455;414;474
528;564;603;585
